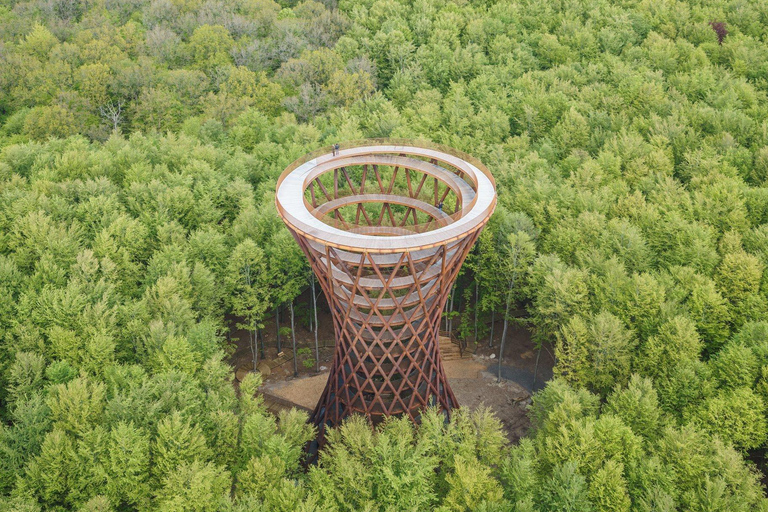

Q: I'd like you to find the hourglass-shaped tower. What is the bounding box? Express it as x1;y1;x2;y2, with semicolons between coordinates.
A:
275;141;496;446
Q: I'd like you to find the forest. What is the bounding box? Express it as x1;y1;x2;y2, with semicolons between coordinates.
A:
1;0;768;508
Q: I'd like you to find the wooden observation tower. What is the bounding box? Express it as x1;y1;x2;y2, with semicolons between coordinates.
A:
275;140;496;448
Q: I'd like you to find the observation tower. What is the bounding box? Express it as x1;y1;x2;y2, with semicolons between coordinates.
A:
275;140;496;446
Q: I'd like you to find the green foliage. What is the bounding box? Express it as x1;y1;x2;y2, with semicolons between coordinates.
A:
309;409;508;511
525;379;767;512
153;412;212;484
711;342;759;389
539;461;592;512
443;455;505;511
693;387;768;452
188;25;235;72
716;252;764;303
297;347;315;369
638;316;702;378
155;460;230;512
105;422;151;509
589;460;630;512
605;375;663;442
310;415;439;510
555;312;637;395
1;0;768;507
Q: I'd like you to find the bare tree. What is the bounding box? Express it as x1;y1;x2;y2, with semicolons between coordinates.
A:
284;83;328;122
99;100;124;131
145;25;181;64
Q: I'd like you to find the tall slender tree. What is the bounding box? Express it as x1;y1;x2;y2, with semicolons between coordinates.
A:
226;239;270;372
268;230;308;377
497;230;535;382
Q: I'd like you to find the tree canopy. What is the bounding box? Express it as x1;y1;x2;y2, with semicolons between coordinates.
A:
2;0;768;508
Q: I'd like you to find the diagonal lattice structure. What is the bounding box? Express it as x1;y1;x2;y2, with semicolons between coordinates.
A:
275;140;496;447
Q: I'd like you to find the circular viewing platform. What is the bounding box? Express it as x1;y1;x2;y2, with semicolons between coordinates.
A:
275;140;497;253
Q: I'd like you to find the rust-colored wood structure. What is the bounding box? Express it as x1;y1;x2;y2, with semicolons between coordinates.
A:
275;140;496;447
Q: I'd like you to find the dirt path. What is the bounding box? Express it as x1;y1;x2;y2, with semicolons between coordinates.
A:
261;356;532;443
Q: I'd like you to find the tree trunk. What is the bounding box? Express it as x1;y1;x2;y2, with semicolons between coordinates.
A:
275;306;281;353
258;327;264;359
489;309;495;348
312;277;319;372
533;345;542;391
473;280;479;343
448;285;456;338
250;327;257;372
290;301;298;378
498;295;512;382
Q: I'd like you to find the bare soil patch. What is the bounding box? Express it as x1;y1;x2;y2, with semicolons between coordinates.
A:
228;292;552;442
261;356;532;443
471;319;556;393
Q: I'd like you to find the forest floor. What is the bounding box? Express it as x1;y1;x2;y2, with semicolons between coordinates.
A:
227;289;554;442
260;358;533;443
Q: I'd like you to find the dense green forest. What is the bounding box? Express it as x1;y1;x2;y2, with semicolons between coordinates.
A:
2;0;768;508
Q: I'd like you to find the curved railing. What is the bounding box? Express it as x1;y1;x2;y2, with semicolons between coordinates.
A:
275;139;497;252
276;138;496;192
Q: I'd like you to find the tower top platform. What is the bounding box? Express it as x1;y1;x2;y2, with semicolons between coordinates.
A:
275;139;497;253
